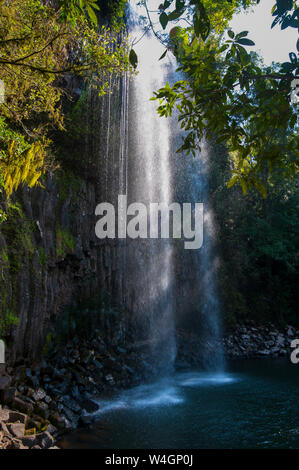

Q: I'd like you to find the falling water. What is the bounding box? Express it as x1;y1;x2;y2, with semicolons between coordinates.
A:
123;1;178;375
123;0;225;374
95;0;225;375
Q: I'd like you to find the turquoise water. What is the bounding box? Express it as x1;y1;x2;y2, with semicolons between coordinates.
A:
60;359;299;449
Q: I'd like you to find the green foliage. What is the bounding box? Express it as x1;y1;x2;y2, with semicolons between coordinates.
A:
141;0;298;195
59;0;100;26
0;118;49;197
208;141;299;326
0;0;131;198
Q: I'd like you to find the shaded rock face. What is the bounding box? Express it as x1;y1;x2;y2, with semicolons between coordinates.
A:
0;76;129;363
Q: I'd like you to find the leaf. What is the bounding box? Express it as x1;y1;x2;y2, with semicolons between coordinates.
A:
235;31;249;39
129;49;138;68
176;0;185;9
228;30;235;39
289;52;297;64
281;15;291;29
86;5;98;25
160;11;168;29
280;61;296;73
168;10;183;21
193;10;210;40
271;16;281;28
297;38;299;52
159;49;168;60
227;175;238;188
236;38;255;46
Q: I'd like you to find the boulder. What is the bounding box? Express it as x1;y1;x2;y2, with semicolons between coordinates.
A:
0;375;12;391
32;388;47;402
1;387;17;404
20;431;54;449
7;410;27;425
7;422;25;438
0;409;10;422
79;397;99;413
12;397;34;415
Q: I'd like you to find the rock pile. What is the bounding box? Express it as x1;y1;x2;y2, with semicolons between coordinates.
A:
0;406;57;449
176;323;299;368
0;332;152;448
224;323;299;359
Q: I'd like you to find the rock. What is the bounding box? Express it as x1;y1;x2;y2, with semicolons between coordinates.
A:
7;410;28;425
0;375;12;390
79;414;95;426
46;424;58;436
62;407;79;428
63;397;81;413
27;375;39;389
5;437;27;449
34;401;49;419
49;413;67;430
7;423;25;438
0;409;10;422
258;350;271;356
79;398;99;413
93;359;103;370
32;388;47;402
105;374;115;385
21;431;54;449
287;326;295;337
12;397;34;415
0;420;9;434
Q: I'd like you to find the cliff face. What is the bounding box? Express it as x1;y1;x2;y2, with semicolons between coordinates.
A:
0;74;129;363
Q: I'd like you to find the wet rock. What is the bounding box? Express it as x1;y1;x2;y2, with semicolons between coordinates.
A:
79;414;96;426
78;397;99;413
105;374;115;385
63;397;80;414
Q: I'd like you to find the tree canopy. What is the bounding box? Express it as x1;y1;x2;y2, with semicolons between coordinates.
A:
0;0;131;201
133;0;299;196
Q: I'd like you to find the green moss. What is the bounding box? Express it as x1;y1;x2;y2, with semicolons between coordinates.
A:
38;247;49;267
55;168;83;203
0;310;19;338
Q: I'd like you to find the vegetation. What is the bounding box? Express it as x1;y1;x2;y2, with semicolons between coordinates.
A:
0;310;19;338
56;227;75;258
136;0;298;196
0;0;130;199
132;1;298;326
206;140;299;327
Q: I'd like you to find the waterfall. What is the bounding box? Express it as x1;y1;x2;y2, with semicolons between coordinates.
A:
95;0;225;374
125;2;177;375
